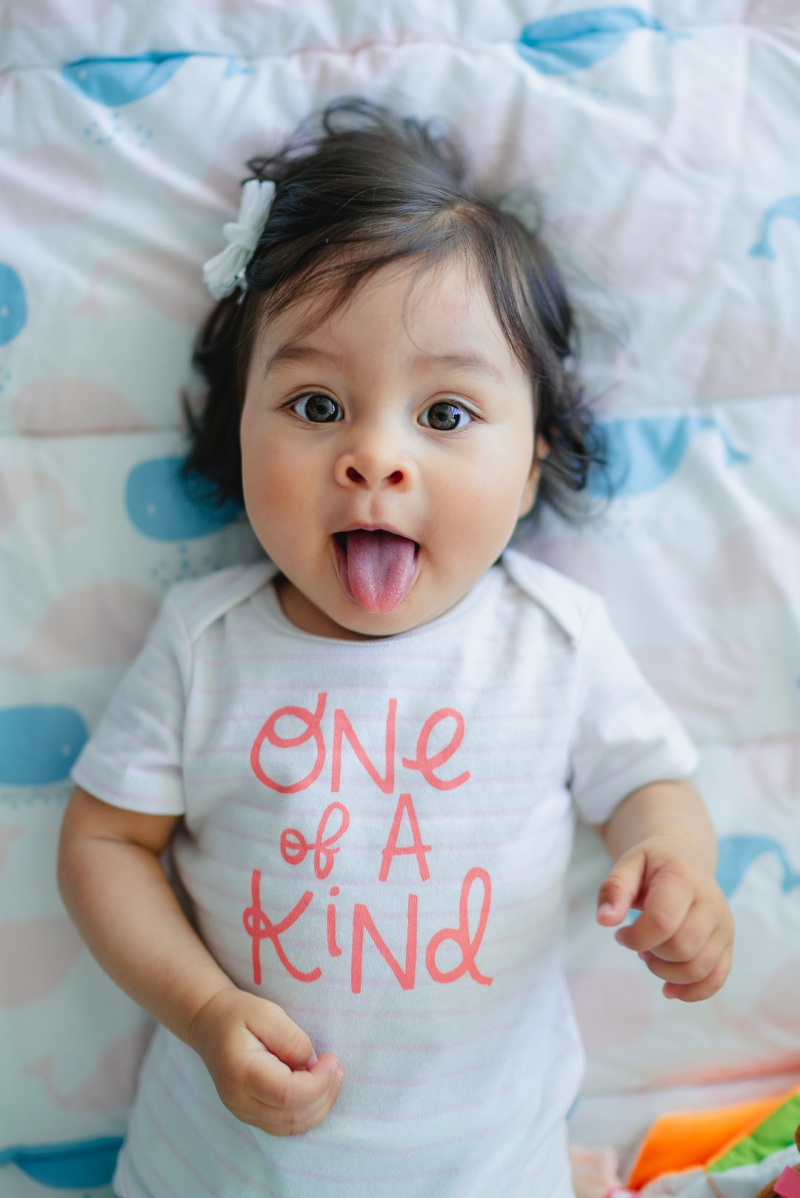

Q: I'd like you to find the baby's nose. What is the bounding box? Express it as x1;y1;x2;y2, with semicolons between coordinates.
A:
344;464;404;487
334;431;413;490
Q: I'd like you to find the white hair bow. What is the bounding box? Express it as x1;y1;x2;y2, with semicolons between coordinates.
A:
202;178;276;300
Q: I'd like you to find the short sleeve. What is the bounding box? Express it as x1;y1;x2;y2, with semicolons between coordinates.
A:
568;597;698;825
71;589;191;815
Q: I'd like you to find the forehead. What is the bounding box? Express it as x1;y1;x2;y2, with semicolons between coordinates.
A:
252;255;522;374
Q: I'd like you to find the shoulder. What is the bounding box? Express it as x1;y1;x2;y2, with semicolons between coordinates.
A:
499;548;603;644
162;560;277;644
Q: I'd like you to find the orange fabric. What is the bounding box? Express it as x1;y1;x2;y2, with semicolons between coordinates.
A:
627;1094;786;1190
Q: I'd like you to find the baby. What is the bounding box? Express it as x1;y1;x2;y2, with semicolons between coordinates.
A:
58;99;733;1198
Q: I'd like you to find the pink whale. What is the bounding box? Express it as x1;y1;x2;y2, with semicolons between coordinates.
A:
0;917;82;1007
687;520;800;604
25;1023;154;1111
683;321;800;401
0;72;20;97
77;247;214;326
0;470;84;533
568;966;655;1051
635;86;775;173
4;582;159;671
0;146;103;226
548;206;708;291
12;379;149;436
752;955;800;1036
518;537;606;594
451;100;555;193
741;0;800;31
633;638;758;718
737;737;800;803
156;132;283;215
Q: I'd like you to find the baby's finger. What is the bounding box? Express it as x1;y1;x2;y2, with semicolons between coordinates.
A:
639;927;729;986
596;848;647;927
638;901;717;965
662;945;733;1003
247;998;320;1071
613;870;693;954
247;1053;343;1135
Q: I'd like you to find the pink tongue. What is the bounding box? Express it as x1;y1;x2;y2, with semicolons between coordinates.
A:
344;531;417;613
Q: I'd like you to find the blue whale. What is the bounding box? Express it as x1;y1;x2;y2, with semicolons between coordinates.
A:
0;1136;123;1188
716;835;800;901
0;263;27;346
125;456;241;541
517;7;672;75
62;52;193;106
0;705;88;786
587;414;749;497
750;195;800;261
62;52;246;107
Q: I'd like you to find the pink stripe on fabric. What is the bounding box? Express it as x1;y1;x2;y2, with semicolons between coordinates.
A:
144;1030;559;1188
167;1046;266;1153
133;1096;215;1198
271;1105;540;1181
101;695;181;738
153;1060;263;1188
189;669;571;698
115;1149;187;1198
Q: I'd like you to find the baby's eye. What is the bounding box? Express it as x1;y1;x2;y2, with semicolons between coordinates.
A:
292;393;343;423
419;401;473;432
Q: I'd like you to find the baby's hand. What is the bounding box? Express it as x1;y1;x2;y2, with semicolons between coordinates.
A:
188;987;343;1135
596;836;734;1002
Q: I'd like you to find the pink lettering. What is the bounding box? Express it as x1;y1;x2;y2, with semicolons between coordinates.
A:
243;870;321;985
401;708;470;791
250;693;326;794
279;801;350;879
331;700;396;794
379;792;431;882
425;868;493;986
327;886;343;958
351;894;418;993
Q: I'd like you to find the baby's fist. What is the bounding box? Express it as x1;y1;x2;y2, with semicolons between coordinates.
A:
188;987;343;1135
597;837;734;1002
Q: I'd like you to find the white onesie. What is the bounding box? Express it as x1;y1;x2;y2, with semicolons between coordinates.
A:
72;549;697;1198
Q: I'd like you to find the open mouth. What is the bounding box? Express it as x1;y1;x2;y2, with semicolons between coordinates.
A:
333;529;420;614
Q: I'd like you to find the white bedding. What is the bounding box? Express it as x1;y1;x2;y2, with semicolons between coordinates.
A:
2;2;799;1193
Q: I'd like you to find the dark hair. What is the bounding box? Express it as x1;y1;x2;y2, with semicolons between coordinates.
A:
185;97;606;520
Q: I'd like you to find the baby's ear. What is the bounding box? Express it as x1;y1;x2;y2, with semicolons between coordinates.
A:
534;432;551;461
518;433;550;518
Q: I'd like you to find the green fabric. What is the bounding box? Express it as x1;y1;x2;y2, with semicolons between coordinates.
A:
709;1091;800;1173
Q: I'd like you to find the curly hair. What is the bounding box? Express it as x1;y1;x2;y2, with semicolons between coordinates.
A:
184;97;606;520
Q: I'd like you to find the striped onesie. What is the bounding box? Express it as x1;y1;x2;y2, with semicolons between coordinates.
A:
72;549;697;1198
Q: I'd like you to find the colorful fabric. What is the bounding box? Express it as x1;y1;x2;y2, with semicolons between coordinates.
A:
628;1086;800;1191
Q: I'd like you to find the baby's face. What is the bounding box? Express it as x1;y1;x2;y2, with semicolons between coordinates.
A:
241;257;543;640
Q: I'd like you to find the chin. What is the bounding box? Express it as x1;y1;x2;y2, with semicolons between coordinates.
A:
337;606;414;639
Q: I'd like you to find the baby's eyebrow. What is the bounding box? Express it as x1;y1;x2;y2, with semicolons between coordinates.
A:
414;351;505;383
263;343;505;383
262;343;339;375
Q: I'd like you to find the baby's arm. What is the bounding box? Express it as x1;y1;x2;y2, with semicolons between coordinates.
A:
58;786;343;1134
594;779;734;1002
